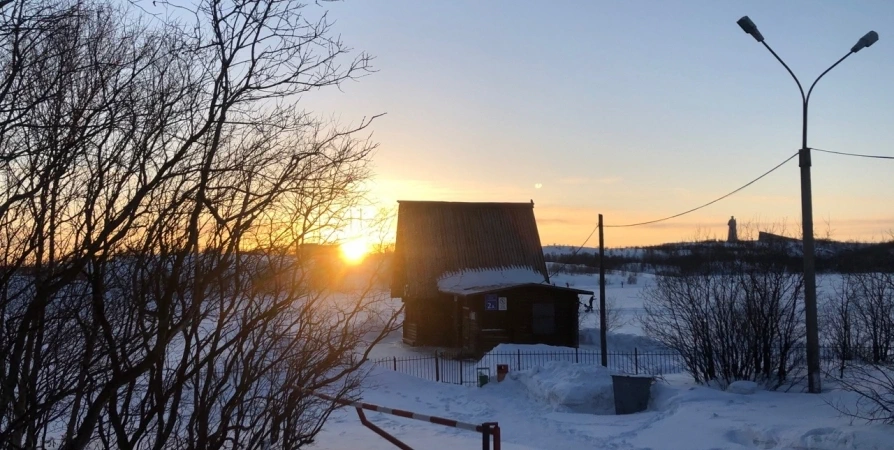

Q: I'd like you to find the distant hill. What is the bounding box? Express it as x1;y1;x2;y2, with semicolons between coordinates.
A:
543;238;894;274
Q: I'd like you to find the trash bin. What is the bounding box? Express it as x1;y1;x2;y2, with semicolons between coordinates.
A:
477;367;490;387
611;374;654;415
496;364;509;382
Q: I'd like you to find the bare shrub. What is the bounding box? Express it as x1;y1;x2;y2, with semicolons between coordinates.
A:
641;244;804;389
850;273;894;363
823;272;894;365
822;275;861;373
829;363;894;424
824;272;894;423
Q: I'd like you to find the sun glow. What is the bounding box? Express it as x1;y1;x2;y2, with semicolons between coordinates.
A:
340;238;370;264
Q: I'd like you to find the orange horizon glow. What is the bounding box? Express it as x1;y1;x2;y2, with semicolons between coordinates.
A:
362;177;894;249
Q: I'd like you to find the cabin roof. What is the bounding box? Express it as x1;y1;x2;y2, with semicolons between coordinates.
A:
391;200;550;298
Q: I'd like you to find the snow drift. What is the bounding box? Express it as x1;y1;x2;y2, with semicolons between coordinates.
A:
508;360;617;414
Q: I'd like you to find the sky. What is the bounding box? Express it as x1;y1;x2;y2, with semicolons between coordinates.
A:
301;0;894;247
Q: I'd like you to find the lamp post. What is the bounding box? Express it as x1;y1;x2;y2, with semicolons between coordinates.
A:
737;16;878;394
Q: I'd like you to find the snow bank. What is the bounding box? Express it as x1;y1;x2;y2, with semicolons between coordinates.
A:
509;360;616;414
478;343;581;374
727;380;759;395
486;343;569;355
437;266;547;295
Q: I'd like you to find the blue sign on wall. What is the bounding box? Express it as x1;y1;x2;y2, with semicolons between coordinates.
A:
484;294;498;311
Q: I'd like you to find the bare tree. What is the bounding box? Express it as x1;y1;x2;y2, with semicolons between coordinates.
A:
0;0;399;449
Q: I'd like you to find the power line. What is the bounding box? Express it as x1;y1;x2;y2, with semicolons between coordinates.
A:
547;151;798;278
605;151;798;228
547;219;601;280
812;147;894;160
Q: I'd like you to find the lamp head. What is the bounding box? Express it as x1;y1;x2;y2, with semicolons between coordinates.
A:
737;16;765;43
852;31;879;53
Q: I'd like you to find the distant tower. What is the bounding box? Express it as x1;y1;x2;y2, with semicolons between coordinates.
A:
727;216;738;243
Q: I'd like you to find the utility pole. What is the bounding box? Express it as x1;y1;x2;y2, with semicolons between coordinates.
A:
598;214;607;367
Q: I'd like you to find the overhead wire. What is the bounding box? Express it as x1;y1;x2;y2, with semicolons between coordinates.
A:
548;150;799;279
812;147;894;160
606;151;799;228
549;146;891;280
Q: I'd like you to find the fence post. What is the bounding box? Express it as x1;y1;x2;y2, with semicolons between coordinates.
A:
575;347;579;364
517;349;521;370
481;423;491;450
393;356;397;371
634;347;639;375
435;351;440;382
460;359;463;385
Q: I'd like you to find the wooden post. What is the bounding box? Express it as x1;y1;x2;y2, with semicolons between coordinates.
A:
435;351;440;382
599;214;608;367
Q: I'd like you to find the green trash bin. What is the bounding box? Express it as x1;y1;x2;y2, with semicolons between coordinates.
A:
477;367;490;387
611;374;654;414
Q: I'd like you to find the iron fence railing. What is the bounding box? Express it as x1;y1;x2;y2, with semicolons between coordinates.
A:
369;345;890;387
369;348;684;387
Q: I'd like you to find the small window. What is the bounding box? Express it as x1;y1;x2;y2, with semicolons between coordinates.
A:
532;302;555;335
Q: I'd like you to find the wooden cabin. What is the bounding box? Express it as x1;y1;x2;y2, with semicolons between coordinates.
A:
391;201;592;355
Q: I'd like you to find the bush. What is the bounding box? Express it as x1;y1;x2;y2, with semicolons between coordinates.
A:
824;272;894;423
831;363;894;424
823;272;894;367
641;257;804;389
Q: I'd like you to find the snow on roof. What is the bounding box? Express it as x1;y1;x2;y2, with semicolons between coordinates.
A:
437;266;548;295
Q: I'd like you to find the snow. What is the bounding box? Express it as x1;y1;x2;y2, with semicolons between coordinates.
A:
509;360;616;414
551;270;654;336
728;381;761;395
312;365;893;450
437;266;548;295
311;272;894;449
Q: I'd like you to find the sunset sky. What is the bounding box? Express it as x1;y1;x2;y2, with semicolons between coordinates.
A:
305;1;894;247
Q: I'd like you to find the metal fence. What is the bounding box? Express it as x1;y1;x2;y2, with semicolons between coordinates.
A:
369;348;685;387
369;345;890;387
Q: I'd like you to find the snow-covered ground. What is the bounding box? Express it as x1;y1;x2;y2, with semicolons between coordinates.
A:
314;366;891;449
313;272;893;449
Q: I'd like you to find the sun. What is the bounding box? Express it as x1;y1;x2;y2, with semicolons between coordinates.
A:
340;238;369;265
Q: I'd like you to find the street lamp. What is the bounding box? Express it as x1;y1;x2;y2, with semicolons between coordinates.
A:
737;16;878;394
